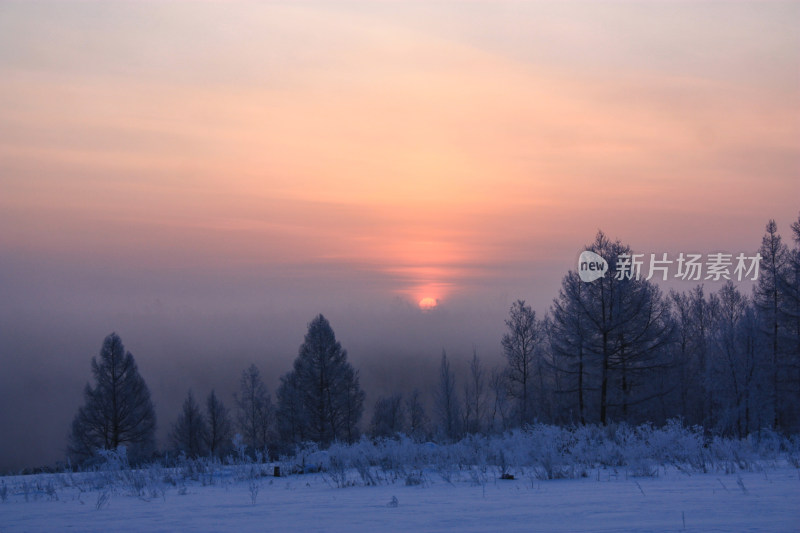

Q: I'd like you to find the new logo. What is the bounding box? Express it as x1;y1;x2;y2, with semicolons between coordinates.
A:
578;250;608;282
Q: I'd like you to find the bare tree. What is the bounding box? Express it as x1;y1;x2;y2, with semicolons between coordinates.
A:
502;300;543;426
276;371;306;447
369;394;406;438
406;388;430;441
781;213;800;432
462;350;488;434
754;219;788;428
435;350;461;441
234;364;274;453
550;273;593;424
205;389;233;458
68;333;156;464
489;367;511;432
709;282;770;436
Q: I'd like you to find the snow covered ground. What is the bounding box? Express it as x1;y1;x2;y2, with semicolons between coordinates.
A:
1;465;798;532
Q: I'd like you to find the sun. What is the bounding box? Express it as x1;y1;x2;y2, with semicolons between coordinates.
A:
418;297;438;311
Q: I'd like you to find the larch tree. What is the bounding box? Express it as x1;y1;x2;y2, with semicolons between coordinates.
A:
405;388;430;441
369;394;406;438
550;272;593;424
205;389;233;458
548;231;674;425
462;350;488;434
781;214;800;432
170;389;208;458
489;366;512;432
435;350;461;441
234;364;274;453
276;371;307;447
754;219;788;428
68;333;156;464
502;299;544;426
668;286;717;428
278;314;364;445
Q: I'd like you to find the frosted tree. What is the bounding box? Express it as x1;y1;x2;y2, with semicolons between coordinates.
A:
68;333;156;464
708;283;770;436
234;364;274;453
781;214;800;432
369;394;406;438
276;371;307;448
435;350;461;441
341;369;365;443
462;350;488;434
548;232;674;425
611;280;673;422
502;300;544;426
279;314;364;445
205;390;233;458
489;366;512;432
754;219;789;428
170;390;208;458
669;288;713;426
405;388;430;441
684;285;717;426
549;272;593;424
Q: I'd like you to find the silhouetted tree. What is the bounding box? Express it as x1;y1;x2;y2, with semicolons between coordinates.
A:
234;364;274;453
548;232;674;425
755;219;789;428
489;366;512;432
781;214;800;432
667;285;717;427
205;390;233;458
278;314;364;445
435;350;461;440
276;371;306;447
170;390;208;458
708;282;772;436
502;300;544;425
369;394;405;438
68;333;156;464
462;350;488;434
550;273;593;424
405;388;430;441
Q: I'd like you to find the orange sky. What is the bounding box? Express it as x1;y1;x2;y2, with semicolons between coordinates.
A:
1;0;799;473
1;1;798;307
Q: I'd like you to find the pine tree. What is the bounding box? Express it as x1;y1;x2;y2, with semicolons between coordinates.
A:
68;333;156;464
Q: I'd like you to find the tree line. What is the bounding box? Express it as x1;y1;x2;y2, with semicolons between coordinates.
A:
67;216;800;464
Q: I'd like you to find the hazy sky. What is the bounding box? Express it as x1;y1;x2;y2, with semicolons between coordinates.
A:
1;1;798;471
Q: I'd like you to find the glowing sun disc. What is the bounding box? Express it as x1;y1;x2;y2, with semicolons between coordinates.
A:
419;297;438;310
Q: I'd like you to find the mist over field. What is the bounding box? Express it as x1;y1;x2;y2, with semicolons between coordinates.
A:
1;0;798;494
